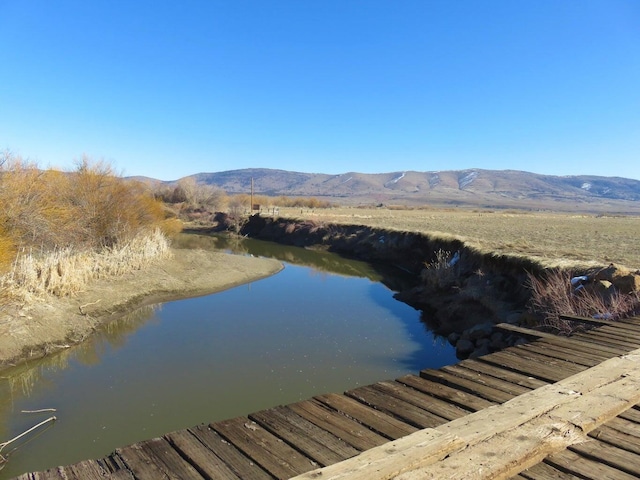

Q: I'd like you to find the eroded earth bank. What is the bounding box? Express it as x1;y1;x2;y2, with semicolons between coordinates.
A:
219;213;640;358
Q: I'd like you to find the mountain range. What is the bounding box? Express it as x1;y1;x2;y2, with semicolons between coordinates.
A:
140;168;640;214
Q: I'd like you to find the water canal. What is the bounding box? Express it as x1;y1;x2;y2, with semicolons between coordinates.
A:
0;234;457;478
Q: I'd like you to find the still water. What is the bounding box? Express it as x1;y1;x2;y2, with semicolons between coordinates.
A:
0;234;457;478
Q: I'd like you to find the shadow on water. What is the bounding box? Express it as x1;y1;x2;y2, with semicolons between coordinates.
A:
174;232;419;292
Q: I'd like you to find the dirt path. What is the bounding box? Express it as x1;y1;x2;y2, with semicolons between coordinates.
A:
0;248;283;372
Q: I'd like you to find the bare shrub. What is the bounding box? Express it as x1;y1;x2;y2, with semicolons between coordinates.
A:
421;249;460;290
527;269;640;334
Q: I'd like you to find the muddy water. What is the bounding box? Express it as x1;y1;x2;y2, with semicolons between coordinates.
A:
0;234;456;478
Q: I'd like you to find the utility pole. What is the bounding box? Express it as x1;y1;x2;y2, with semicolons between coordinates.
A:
250;177;254;213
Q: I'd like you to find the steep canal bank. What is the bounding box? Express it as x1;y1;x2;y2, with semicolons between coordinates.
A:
204;212;640;359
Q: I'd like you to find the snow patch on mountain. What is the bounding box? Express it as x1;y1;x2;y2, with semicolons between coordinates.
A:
581;182;592;191
385;172;406;187
459;171;478;189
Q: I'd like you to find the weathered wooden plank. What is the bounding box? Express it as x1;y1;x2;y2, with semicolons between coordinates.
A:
13;468;67;480
314;392;418;440
596;322;640;336
477;350;583;383
538;336;622;359
440;363;532;396
618;405;640;424
345;384;447;428
496;323;624;356
290;428;461;480
559;314;618;327
420;367;519;403
605;416;640;437
249;406;359;466
189;425;272;480
519;460;584;479
116;437;204;480
521;341;607;367
455;359;548;390
590;424;640;455
287;399;388;451
370;380;470;421
501;346;588;375
494;323;559;339
568;439;640;477
63;459;134;480
212;416;316;479
572;331;640;349
165;429;241;479
396;373;496;412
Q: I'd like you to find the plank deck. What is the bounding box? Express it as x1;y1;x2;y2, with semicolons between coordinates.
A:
14;315;640;480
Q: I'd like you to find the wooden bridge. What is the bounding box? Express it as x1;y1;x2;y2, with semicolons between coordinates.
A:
15;315;640;479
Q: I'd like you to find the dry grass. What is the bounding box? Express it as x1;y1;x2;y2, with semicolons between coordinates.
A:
527;269;640;334
274;206;640;270
0;229;171;301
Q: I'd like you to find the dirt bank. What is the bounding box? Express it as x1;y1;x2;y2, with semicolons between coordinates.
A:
0;248;283;372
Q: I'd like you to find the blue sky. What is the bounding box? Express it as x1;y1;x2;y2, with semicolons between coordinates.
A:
1;1;639;181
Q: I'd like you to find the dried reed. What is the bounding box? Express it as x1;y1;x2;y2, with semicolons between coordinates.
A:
0;229;171;301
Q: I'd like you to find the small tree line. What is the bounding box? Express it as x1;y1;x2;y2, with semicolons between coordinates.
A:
154;177;333;216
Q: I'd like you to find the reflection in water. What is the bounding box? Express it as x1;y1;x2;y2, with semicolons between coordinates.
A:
0;306;158;463
1;306;158;405
174;232;418;292
0;237;455;478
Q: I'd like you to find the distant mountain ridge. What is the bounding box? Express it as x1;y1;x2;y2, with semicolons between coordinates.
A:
138;168;640;213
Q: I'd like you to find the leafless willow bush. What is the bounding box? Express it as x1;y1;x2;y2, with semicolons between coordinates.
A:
527;269;640;335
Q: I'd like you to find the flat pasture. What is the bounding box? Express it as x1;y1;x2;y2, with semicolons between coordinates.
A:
276;206;640;270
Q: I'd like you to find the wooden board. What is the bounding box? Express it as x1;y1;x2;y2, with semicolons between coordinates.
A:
165;429;241;479
314;392;418;440
590;424;640;455
116;437;204;480
519;460;584;479
539;444;639;479
249;406;359;466
477;350;583;383
521;341;608;367
287;399;388;451
345;384;447;428
455;359;548;390
189;425;272;480
568;438;640;477
395;373;496;412
440;363;532;396
371;381;471;421
419;367;515;403
212;416;316;479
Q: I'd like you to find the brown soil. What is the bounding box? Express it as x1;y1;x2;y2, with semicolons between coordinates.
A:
0;248;283;372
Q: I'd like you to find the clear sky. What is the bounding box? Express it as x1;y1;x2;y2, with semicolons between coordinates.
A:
1;1;639;181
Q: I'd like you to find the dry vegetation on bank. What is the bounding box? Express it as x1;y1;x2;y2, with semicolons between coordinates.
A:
0;154;178;306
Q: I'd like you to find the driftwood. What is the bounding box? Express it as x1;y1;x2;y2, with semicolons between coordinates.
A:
0;416;57;465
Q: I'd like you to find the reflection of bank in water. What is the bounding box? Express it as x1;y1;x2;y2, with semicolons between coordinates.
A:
1;304;159;400
0;304;159;470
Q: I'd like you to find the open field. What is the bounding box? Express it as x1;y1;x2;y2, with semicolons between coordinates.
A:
274;206;640;270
